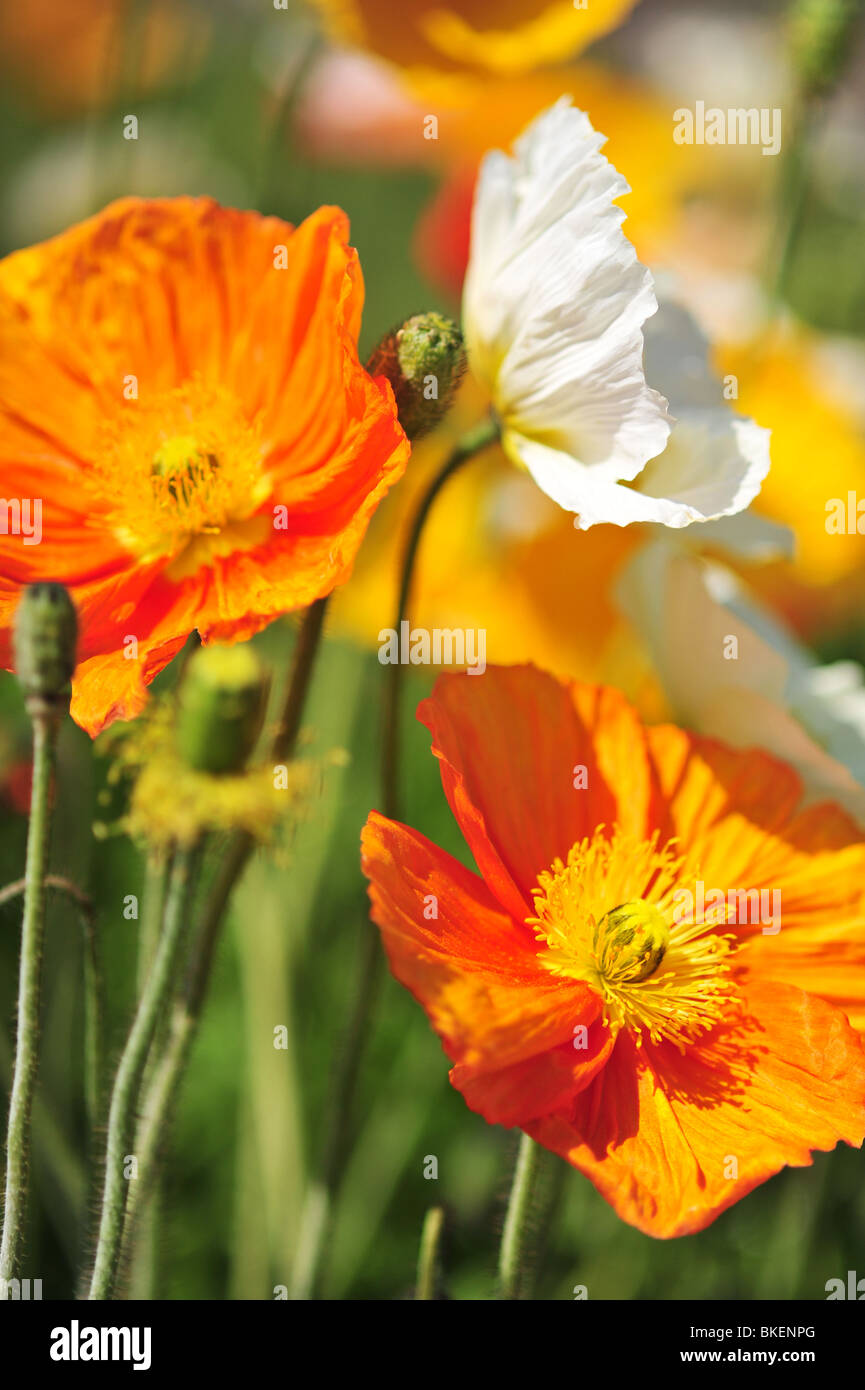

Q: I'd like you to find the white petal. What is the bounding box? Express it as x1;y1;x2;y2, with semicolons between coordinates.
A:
642;298;725;410
507;411;769;531
617;541;865;824
615;299;772;528
463;98;671;488
505;432;703;528
628;414;771;527
683;511;794;561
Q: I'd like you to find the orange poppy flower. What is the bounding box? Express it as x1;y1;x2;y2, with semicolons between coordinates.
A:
361;665;865;1237
0;197;409;736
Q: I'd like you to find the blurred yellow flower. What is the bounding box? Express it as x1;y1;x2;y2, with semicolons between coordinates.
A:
717;326;865;635
308;0;641;78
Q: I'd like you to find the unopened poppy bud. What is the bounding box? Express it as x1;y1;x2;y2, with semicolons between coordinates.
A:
13;583;78;712
366;312;466;441
789;0;864;97
177;644;268;776
594;901;670;984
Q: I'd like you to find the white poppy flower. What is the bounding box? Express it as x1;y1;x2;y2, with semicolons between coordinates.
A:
625;299;772;529
462;98;771;530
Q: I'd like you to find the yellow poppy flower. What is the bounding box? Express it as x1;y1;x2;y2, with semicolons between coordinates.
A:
308;0;641;79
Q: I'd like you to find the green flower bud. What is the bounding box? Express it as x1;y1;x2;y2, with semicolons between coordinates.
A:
13;583;78;712
366;312;466;442
176;644;268;776
790;0;864;97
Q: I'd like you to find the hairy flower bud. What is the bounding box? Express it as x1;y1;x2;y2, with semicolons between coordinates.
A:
13;583;78;713
366;312;466;442
176;644;268;776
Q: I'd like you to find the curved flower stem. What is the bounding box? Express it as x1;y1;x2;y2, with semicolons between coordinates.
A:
382;413;500;820
116;1006;196;1251
0;873;102;1130
0;711;59;1282
169;595;329;1006
76;893;108;1299
115;598;330;1275
124;850;172;1300
255;29;324;208
0;873;91;915
770;102;824;306
273;597;330;762
88;842;205;1300
80;896;105;1140
497;1132;562;1300
288;918;382;1299
137;852;172;1000
292;415;501;1300
415;1205;445;1300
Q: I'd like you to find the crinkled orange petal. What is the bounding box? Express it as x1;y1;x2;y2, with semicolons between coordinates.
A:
417;666;658;919
68;568;205;735
735;800;865;1031
526;976;865;1237
745;919;865;1035
451;1026;614;1127
647;725;865;933
361;809;607;1124
646;722;808;888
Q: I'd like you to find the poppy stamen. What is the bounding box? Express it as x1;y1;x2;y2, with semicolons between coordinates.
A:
94;377;272;577
527;826;737;1051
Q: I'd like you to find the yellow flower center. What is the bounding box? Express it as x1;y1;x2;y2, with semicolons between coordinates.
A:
92;377;272;579
527;826;737;1050
593;900;670;984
